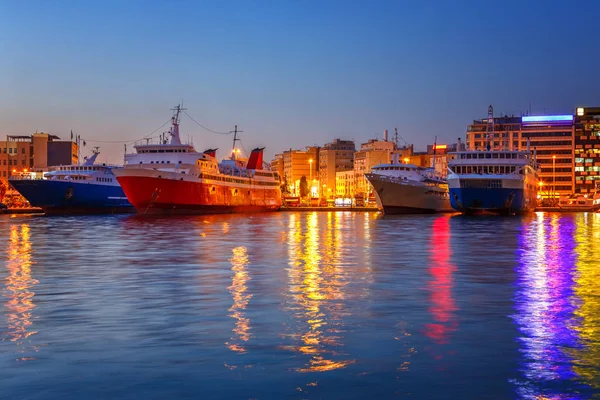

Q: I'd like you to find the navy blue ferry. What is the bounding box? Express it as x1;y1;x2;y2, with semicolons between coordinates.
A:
447;145;539;215
9;148;134;214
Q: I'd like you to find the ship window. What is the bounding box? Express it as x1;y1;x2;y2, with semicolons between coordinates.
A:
167;161;170;163
493;153;499;159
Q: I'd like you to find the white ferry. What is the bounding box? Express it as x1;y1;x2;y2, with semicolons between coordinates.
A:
365;162;452;214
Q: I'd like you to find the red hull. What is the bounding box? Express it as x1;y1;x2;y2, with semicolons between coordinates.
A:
116;176;282;214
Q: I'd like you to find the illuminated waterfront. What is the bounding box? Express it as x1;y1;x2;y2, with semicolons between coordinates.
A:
1;212;600;399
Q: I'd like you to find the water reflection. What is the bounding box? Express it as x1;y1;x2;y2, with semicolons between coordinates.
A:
4;224;39;361
571;213;600;390
226;246;251;353
284;212;354;372
513;213;581;398
424;216;457;345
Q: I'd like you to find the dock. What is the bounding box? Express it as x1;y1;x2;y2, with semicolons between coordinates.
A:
535;207;599;213
279;206;380;212
1;207;44;215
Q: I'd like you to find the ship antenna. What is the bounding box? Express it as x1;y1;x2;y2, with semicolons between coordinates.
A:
230;125;243;160
486;104;494;151
433;135;437;171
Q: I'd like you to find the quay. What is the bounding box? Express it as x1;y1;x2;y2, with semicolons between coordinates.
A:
279;206;380;212
1;207;44;215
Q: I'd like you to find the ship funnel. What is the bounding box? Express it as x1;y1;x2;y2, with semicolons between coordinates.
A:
246;147;265;170
384;129;388;141
203;148;218;158
457;138;462;151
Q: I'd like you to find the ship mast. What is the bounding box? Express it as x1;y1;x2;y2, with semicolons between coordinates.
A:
169;104;186;145
230;125;243;160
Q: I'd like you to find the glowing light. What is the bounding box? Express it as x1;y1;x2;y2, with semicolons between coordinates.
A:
577;107;585;116
522;115;574;123
403;158;410;164
434;144;447;150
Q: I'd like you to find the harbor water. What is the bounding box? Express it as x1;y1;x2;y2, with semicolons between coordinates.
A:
1;211;600;399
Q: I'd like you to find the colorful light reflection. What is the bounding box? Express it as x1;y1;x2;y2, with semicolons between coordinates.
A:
512;213;581;397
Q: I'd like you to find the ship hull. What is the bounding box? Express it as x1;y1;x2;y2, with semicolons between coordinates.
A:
8;179;134;214
448;178;537;215
366;174;452;214
115;171;281;215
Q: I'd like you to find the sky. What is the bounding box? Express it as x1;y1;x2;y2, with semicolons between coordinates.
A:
1;0;599;165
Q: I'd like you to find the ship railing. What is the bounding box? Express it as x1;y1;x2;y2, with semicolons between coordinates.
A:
371;174;414;184
8;172;45;181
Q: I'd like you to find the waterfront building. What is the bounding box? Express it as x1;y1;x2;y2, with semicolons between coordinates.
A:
280;146;319;196
318;139;355;198
336;170;355;199
1;133;78;190
521;115;574;199
270;153;284;179
465;116;522;151
465;114;575;199
574;107;600;195
353;139;395;198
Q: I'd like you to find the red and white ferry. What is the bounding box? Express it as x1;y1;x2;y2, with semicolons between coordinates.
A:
113;106;282;214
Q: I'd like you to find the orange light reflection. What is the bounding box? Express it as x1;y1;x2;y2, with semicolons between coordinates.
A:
284;212;354;372
226;246;251;353
5;224;39;360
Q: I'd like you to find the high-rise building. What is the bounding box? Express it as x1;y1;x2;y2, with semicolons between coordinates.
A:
318;139;355;197
574;107;600;195
465;114;575;198
521;115;574;199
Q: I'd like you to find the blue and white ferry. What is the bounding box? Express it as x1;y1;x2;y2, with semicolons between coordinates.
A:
9;148;134;214
447;142;539;215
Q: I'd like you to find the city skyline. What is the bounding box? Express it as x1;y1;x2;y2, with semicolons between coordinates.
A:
1;0;599;165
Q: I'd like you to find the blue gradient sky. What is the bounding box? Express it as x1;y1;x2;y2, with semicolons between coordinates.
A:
1;0;598;164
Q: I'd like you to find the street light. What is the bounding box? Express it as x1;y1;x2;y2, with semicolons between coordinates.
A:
403;157;410;164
